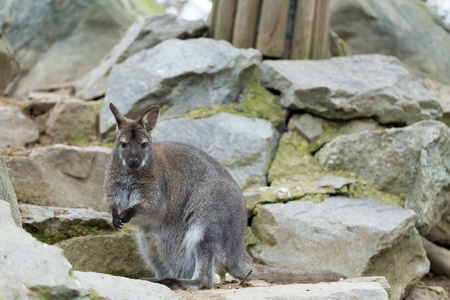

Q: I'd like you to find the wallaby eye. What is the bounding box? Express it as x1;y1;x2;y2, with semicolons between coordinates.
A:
141;142;148;149
120;142;127;149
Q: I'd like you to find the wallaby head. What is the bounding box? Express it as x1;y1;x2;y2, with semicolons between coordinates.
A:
109;103;160;170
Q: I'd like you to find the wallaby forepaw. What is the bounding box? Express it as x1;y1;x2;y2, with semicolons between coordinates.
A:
118;208;134;224
112;217;123;229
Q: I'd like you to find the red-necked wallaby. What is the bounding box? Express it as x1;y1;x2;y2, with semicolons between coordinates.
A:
103;103;345;290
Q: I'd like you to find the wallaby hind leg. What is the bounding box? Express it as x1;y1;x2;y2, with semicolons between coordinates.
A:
152;240;216;290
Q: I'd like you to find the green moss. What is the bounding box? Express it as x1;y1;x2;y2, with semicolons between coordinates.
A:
268;131;323;185
245;226;258;246
131;0;165;14
184;104;251;119
348;181;404;207
87;289;107;300
69;136;89;145
238;72;287;128
30;286;80;300
103;141;115;148
92;102;103;112
29;224;116;245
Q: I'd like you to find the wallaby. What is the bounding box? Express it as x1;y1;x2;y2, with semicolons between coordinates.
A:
103;103;346;290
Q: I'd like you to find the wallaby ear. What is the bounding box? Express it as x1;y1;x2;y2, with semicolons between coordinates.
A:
139;105;160;132
110;103;125;127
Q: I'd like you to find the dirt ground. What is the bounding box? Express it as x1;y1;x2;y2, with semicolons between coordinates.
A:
422;272;450;295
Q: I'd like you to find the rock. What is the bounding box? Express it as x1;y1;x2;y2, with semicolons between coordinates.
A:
100;38;262;134
289;113;324;142
75;271;179;300
316;120;450;234
46;99;97;143
426;215;450;246
76;14;207;100
194;281;389;300
250;197;429;300
0;201;85;299
0;30;19;93
6;144;111;211
422;238;450;278
0;106;39;147
0;152;21;227
424;79;450;126
329;0;450;85
343;276;392;298
20;204;113;244
405;282;449;300
0;0;136;96
259;55;442;125
58;227;153;279
152;113;279;189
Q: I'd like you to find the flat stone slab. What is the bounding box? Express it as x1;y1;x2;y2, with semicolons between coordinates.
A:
193;281;389;300
259;54;442;125
75;271;179;300
20;204;112;231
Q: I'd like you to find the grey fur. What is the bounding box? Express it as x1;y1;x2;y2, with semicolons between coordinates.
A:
104;103;346;290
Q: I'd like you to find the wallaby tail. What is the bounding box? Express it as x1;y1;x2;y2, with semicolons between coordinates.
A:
228;252;346;284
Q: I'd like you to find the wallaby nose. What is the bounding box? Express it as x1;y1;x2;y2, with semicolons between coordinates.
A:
129;157;139;167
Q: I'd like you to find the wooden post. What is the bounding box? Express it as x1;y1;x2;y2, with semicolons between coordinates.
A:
310;0;330;59
232;0;261;49
291;0;317;59
255;0;291;57
207;0;219;38
213;0;237;42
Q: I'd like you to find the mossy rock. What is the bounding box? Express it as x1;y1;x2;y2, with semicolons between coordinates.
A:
58;225;153;279
181;71;287;129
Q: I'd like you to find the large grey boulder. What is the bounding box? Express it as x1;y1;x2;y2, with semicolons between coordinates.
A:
316;120;450;235
76;14;207;100
330;0;450;85
195;281;389;300
0;106;39;147
0;201;85;299
250;197;429;300
259;55;442;125
0;30;19;94
6;144;111;211
0;0;136;96
152;113;279;189
75;271;179;300
0;152;21;227
100;38;262;134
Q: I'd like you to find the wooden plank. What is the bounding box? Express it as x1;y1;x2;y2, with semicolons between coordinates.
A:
255;0;291;58
310;0;330;59
207;0;219;38
213;0;237;42
232;0;261;48
291;0;317;59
